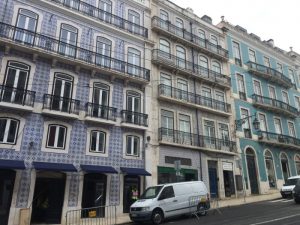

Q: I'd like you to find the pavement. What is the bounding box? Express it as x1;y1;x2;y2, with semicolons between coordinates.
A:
118;192;300;225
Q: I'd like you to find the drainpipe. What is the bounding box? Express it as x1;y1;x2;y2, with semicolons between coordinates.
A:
190;21;203;181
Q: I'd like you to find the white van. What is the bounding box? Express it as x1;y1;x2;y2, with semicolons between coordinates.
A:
129;181;210;224
280;175;300;198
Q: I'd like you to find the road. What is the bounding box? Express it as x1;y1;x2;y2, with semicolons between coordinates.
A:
127;198;300;225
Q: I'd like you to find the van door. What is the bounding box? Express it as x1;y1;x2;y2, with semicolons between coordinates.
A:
157;186;177;218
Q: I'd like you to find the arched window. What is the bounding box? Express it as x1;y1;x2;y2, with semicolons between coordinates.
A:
15;9;38;44
99;0;112;21
211;35;218;45
295;154;300;175
128;10;140;34
264;150;276;188
128;48;141;76
58;24;78;57
96;36;112;67
280;153;290;182
198;55;209;77
176;46;186;69
212;61;221;74
160;9;169;29
159;39;171;59
198;29;206;47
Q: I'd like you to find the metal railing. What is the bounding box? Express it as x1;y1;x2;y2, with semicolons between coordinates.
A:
159;128;236;152
247;61;292;85
121;110;148;127
252;94;299;116
158;84;231;113
258;131;300;147
0;85;35;107
43;94;80;115
66;205;117;225
152;16;229;59
152;49;231;87
49;0;148;38
86;102;117;121
0;22;150;82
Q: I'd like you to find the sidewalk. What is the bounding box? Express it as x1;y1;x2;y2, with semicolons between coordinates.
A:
117;192;281;225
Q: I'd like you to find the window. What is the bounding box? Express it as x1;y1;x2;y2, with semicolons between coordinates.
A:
241;109;251;138
161;109;174;139
15;9;38;44
253;80;262;103
160;10;169;29
159;186;175;199
282;91;289;104
128;10;140;34
92;83;110;118
212;61;221;74
295;155;300;175
177;79;188;100
126;91;141;124
199;56;209;77
249;49;256;62
96;37;112;67
90;130;106;153
126;135;140;156
268;86;276;99
204;120;215;147
198;29;206;47
202;87;212;108
288;69;295;84
258;113;267;132
0;118;19;145
237;74;246;100
46;124;67;149
281;153;290;182
159;39;171;58
288;122;296;137
64;0;80;9
179;114;191;133
277;63;283;73
160;73;172;96
2;61;30;104
219;123;229;141
295;96;300;111
215;91;226;111
176;46;186;69
58;24;78;57
128;48;141;76
211;35;218;45
233;41;241;66
274;118;282;134
175;18;184;37
263;57;270;67
99;0;112;22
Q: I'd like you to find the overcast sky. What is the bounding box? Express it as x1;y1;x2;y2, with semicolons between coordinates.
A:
170;0;300;53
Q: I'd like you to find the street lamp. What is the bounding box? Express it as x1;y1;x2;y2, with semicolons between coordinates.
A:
235;112;260;130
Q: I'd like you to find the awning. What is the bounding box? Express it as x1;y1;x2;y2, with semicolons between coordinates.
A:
120;167;151;176
33;162;77;172
81;165;118;174
0;159;26;170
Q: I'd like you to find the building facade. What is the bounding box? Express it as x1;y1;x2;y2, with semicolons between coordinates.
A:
0;0;152;224
149;0;240;201
219;21;300;196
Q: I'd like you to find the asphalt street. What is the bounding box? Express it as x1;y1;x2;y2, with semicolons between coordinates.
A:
127;198;300;225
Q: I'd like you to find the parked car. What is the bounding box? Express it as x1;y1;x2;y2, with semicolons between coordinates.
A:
129;181;210;225
280;175;300;198
293;179;300;203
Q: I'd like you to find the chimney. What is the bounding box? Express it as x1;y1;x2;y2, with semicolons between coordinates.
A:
201;15;212;24
267;39;274;47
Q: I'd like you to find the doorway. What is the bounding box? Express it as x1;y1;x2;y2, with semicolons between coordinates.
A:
123;175;140;213
82;173;107;218
223;170;235;197
31;172;66;224
0;170;16;225
208;161;218;198
280;153;290;182
246;148;259;195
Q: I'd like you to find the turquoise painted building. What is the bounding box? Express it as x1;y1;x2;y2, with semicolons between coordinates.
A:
219;22;300;195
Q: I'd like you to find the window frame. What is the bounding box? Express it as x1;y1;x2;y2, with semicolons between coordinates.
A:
0;117;20;145
248;49;256;62
46;124;67;150
89;130;106;153
126;135;140;157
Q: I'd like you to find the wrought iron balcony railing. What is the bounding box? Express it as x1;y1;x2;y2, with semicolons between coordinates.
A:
48;0;148;38
159;84;231;113
258;131;300;148
0;23;150;82
43;94;80;115
152;16;229;59
159;128;236;153
247;61;292;87
0;85;35;107
152;49;231;87
252;94;299;117
86;102;117;121
121;110;148;127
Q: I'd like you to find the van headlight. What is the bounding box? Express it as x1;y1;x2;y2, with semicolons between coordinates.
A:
141;207;150;212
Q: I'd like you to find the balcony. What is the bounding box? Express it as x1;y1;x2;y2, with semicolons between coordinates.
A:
0;85;35;111
42;94;80;119
252;94;299;118
0;23;150;84
247;62;293;88
47;0;148;38
258;131;300;151
85;103;117;125
158;84;231;116
158;128;237;154
121;110;148;130
152;49;231;89
152;17;229;61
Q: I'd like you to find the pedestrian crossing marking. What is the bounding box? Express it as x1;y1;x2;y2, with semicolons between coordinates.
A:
269;199;294;203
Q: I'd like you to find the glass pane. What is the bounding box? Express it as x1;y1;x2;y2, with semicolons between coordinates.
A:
57;127;66;148
91;131;97;151
133;137;139;156
127;136;132;154
47;126;56;147
7;120;18;143
98;132;105;152
0;119;7;142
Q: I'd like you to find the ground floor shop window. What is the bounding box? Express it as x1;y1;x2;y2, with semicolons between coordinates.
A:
157;166;198;184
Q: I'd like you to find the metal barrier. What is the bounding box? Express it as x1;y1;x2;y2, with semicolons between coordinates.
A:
66;205;117;225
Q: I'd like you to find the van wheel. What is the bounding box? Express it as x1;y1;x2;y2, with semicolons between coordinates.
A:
152;209;163;225
197;204;207;216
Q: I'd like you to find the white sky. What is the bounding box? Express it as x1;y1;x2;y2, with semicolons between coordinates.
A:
170;0;300;53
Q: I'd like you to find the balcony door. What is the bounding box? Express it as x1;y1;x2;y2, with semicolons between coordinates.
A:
161;110;174;141
52;73;73;112
199;56;209;77
204;120;215;148
59;24;78;57
2;61;30;104
253;80;262;103
179;114;191;145
218;123;230;151
258;113;267;132
175;18;184;37
202;87;212;108
280;153;290;183
215;91;225;111
160;73;171;96
288;122;296;138
176;46;186;69
128;10;140;34
15;9;38;44
128;48;141;76
274;118;282;135
160;10;169;30
99;0;112;22
96;37;112;68
92;83;109;118
177;79;188;101
126;91;141;124
268;86;276;100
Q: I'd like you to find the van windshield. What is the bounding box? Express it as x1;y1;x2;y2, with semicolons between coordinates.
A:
140;186;163;199
284;178;299;186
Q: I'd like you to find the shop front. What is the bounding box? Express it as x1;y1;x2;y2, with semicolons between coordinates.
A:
157;166;198;184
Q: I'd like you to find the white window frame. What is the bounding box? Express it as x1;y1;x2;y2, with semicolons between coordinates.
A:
86;127;109;157
273;117;283;134
123;133;143;159
281;90;289;104
46;124;67;150
0;117;20;145
268;85;277;99
248;49;256;62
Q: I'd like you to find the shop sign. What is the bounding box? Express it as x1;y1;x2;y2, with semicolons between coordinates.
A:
223;162;233;171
